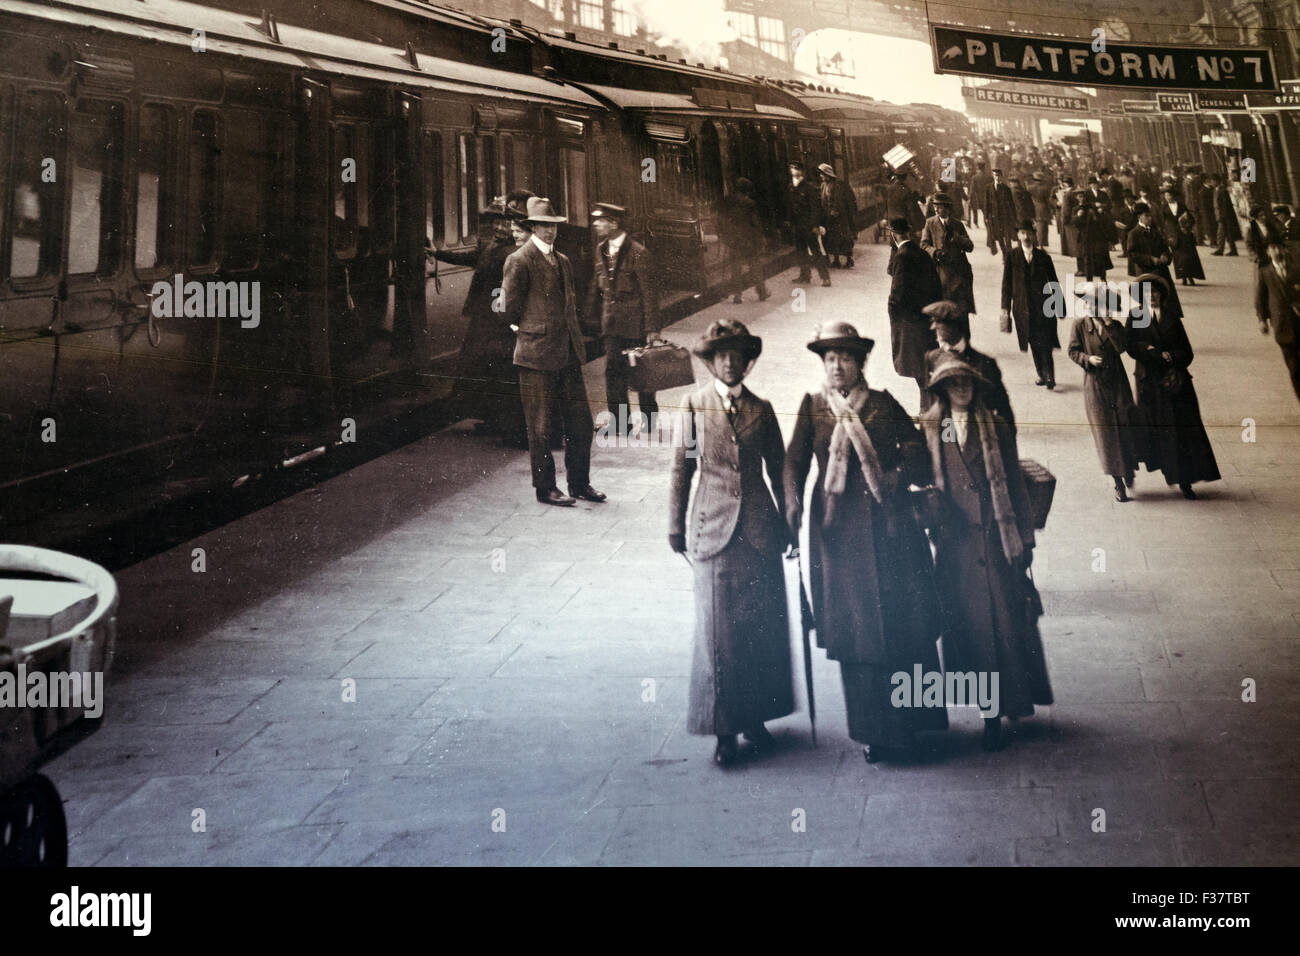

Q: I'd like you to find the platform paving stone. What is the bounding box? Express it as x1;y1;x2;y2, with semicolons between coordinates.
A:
40;230;1299;865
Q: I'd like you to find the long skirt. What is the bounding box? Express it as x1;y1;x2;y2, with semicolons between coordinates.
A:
687;532;796;736
1138;378;1221;487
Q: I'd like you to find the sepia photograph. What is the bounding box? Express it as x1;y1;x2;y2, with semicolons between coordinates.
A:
0;0;1296;907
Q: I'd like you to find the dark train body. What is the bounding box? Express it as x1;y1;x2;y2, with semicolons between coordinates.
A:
0;0;969;538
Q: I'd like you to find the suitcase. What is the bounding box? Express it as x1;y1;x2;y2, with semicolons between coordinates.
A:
1019;459;1056;530
623;341;695;392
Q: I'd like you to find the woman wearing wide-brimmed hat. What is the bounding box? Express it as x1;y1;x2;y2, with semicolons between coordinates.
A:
920;352;1052;752
668;319;795;766
1125;272;1220;499
818;163;859;269
1068;281;1141;501
783;322;945;763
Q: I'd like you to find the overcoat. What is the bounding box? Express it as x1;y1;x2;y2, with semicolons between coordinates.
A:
1156;199;1191;248
888;241;941;378
1074;206;1115;278
885;181;925;233
984;182;1017;249
502;239;588;371
1124;224;1183;317
821;179;859;256
584;236;660;340
788;178;824;234
920;214;976;316
925;345;1015;427
1058;188;1079;257
919;404;1052;720
1000;245;1061;353
669;384;795;736
437;237;518;367
1067;316;1142;476
1214;186;1242;241
783;388;946;746
1171;223;1205;281
1125;309;1220;487
1012;185;1035;225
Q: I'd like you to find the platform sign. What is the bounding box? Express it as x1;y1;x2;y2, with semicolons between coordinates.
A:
930;23;1279;92
1194;92;1248;111
1246;79;1300;110
1157;92;1195;113
961;85;1090;113
1122;99;1161;115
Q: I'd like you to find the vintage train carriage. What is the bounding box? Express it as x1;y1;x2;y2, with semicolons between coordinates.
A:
521;31;813;301
0;0;605;532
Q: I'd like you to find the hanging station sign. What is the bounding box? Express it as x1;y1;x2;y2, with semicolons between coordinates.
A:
1194;91;1249;111
1156;92;1195;113
930;24;1279;93
961;85;1090;113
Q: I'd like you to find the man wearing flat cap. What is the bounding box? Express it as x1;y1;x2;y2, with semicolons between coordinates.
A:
586;202;661;434
924;300;1016;421
888;217;941;410
786;160;831;286
503;196;605;507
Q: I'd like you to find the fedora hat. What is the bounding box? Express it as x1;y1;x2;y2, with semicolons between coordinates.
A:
817;163;837;179
932;192;954;206
695;318;762;361
927;351;989;391
523;196;566;224
788;159;805;172
807;320;874;357
590;202;628;220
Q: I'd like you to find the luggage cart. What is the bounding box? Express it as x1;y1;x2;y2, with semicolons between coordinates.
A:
0;546;117;866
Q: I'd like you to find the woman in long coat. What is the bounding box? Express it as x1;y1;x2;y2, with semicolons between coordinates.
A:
1074;197;1115;281
1068;285;1141;501
784;321;945;763
1125;273;1220;499
669;319;795;766
818;164;859;268
920;353;1053;752
1172;212;1206;285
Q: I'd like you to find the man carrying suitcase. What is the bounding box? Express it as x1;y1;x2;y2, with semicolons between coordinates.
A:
586;202;661;435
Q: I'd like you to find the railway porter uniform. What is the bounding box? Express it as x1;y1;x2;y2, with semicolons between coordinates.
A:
503;197;606;507
585;203;660;434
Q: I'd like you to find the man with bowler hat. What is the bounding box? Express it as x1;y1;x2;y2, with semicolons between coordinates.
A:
503;196;606;507
787;160;831;286
586;202;661;434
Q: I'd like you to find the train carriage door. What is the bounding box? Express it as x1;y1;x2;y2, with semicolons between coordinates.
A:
698;121;724;279
547;115;591;302
291;77;334;428
0;86;61;500
393;91;425;361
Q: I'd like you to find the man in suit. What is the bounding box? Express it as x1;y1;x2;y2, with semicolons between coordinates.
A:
1000;220;1062;390
984;167;1018;256
787;160;830;286
1246;205;1283;265
585;202;660;435
1212;175;1240;256
503;196;606;507
1028;170;1056;249
1256;238;1300;403
888;217;941;410
1114;190;1139;259
1273;204;1300;247
885;169;924;237
920;193;975;324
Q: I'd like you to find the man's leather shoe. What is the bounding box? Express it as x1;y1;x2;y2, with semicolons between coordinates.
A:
714;735;739;766
1035;378;1045;386
1045;380;1055;390
569;485;607;503
537;488;575;506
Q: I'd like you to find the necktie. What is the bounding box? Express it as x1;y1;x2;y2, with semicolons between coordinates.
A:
726;395;737;423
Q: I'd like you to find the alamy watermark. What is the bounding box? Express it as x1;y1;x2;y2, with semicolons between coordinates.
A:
891;665;1000;717
150;274;260;328
0;665;104;718
595;405;699;458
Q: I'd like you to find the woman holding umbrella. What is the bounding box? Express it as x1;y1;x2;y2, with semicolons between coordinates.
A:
1125;273;1221;499
784;321;945;763
668;320;795;767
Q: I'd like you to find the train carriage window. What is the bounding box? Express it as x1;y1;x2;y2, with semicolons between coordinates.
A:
423;129;445;250
457;132;477;242
332;124;357;257
506;135;533;195
222;110;265;271
649;142;694;213
8;90;63;279
68;99;125;276
135;105;175;272
499;136;513;197
559;146;587;226
188;110;220;268
370;126;395;255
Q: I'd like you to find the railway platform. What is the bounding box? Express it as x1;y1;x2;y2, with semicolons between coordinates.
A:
45;226;1300;866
